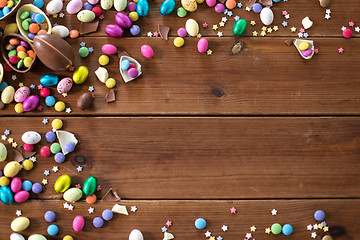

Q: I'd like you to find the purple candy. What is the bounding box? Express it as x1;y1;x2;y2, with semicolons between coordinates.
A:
31;13;37;22
128;2;136;11
105;24;124;38
44;211;56;222
214;3;225;13
23;95;39;112
93;217;104;228
253;3;262;13
130;25;140;36
177;27;187;37
32;183;42;194
0;170;2;177
28;32;36;40
128;68;138;78
54;152;65;163
83;2;93;10
115;12;132;28
102;209;113;221
64;142;75;153
45;131;56;143
302;48;313;57
20;41;29;49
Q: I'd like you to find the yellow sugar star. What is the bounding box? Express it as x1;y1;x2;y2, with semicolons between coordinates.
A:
250;226;256;232
12;142;17;148
18;82;24;87
209;237;215;240
212;25;218;30
250;21;256;26
273;25;279;31
262;26;267;31
53;13;58;18
62;93;68;97
219;21;225;27
323;226;329;232
261;31;266;36
8;137;14;143
291;26;297;32
267;28;273;33
42;179;48;185
252;31;258;36
197;33;202;38
207;49;213;55
265;228;271;234
318;223;323;229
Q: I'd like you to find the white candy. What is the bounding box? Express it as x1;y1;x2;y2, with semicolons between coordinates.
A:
95;67;109;83
260;7;274;26
112;204;129;215
302;16;313;29
129;229;144;240
46;0;63;15
21;131;41;145
52;25;70;38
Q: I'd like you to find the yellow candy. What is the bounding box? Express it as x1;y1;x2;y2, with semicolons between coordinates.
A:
73;66;88;84
4;161;21;177
22;159;34;171
181;0;197;12
24;57;33;68
63;236;74;240
196;0;204;4
0;176;10;186
54;101;66;112
14;103;24;113
98;55;109;66
54;174;72;193
7;0;14;8
133;0;138;2
174;37;185;47
52;118;63;129
129;11;139;21
299;42;309;51
17;51;27;59
4;23;19;35
105;78;116;88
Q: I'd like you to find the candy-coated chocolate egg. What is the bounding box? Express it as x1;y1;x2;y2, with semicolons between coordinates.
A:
260;7;274;26
1;85;15;104
77;92;93;110
101;0;113;10
73;66;88;84
233;19;247;36
4;161;20;177
54;174;71;193
114;0;127;11
136;0;149;17
22;131;41;144
57;77;73;94
46;0;63;14
181;0;197;12
83;176;97;196
205;0;215;7
140;44;154;58
52;25;70;38
10;177;22;193
102;44;117;55
129;229;144;240
105;24;124;38
14;86;30;103
10;233;25;240
63;187;83;202
66;0;83;14
0;185;13;204
185;18;199;36
77;10;95;22
73;216;85;232
23;95;39;112
14;190;30;202
115;12;132;28
0;143;7;162
160;0;176;15
197;38;208;53
28;234;47;240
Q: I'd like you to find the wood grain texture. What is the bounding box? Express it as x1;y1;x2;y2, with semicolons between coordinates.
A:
0;199;359;239
0;37;359;115
0;117;359;199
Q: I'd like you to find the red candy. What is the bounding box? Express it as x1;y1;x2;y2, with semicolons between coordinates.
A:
40;146;51;157
23;144;34;152
128;62;136;70
9;56;19;65
92;6;102;17
4;63;13;72
40;88;51;98
343;28;353;39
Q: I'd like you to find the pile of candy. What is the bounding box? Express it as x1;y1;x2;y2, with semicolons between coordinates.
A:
3;36;35;71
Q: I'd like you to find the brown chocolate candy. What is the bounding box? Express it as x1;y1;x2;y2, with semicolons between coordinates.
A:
33;34;74;71
77;92;93;110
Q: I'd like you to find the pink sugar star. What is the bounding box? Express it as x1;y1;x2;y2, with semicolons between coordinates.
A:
99;15;104;20
349;21;355;27
202;23;208;28
230;207;237;214
166;221;172;227
314;49;319;54
338;47;344;53
153;32;159;37
68;66;74;71
37;84;43;90
299;28;305;33
92;94;95;98
37;105;43;111
282;10;288;16
75;184;81;188
96;185;101;191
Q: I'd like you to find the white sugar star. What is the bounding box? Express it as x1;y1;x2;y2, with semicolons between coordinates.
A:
131;206;137;212
16;210;22;216
147;32;153;37
355;27;360;32
30;156;36;162
311;232;317;238
221;225;228;232
285;14;290;19
77;166;83;172
63;202;69;209
66;108;72;113
42;118;49;124
68;204;74;211
217;31;223;37
59;12;65;18
325;14;331;19
245;233;252;239
341;26;346;31
221;17;227;23
271;209;278;215
245;7;251;11
88;207;94;214
205;231;212;237
44;170;50;176
307;224;313;230
313;224;318;230
326;9;331;14
1;135;7;141
12;75;17;81
298;32;304;38
52;166;59;172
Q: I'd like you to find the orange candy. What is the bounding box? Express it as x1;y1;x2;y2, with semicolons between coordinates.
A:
9;38;20;45
0;0;7;8
37;29;48;35
27;50;35;59
16;45;26;52
29;23;40;34
225;0;236;9
69;30;79;39
86;194;97;204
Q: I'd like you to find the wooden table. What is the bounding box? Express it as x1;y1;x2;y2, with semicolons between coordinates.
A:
0;0;359;239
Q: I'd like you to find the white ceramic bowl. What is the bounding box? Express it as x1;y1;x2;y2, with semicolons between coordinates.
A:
119;56;142;83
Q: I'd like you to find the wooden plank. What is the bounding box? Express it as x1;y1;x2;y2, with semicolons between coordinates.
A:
0;199;358;239
1;0;358;38
0;117;359;199
0;37;359;115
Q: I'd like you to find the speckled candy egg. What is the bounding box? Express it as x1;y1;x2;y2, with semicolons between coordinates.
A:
260;7;274;26
101;0;114;10
77;10;96;22
181;0;197;12
22;131;41;145
1;85;15;104
105;24;124;38
23;95;39;112
114;0;127;11
14;86;30;103
185;18;199;36
66;0;83;14
57;77;73;94
52;25;70;38
88;0;99;4
115;12;132;28
46;0;64;14
0;143;7;162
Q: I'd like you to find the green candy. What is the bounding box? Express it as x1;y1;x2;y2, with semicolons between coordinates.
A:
83;176;97;196
50;143;61;154
233;19;247;36
17;59;24;69
271;223;282;235
21;18;32;31
8;49;17;58
78;47;89;58
20;11;30;20
177;7;187;18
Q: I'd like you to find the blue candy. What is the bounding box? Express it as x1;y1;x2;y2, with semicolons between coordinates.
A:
45;131;56;142
33;0;44;8
40;74;59;87
3;6;10;15
45;96;56;106
54;152;65;163
22;180;33;191
194;218;206;229
83;2;93;10
130;25;140;36
32;183;42;194
0;81;8;92
102;209;113;221
282;224;293;235
121;59;130;70
93;217;104;228
314;210;325;221
136;0;149;17
47;224;59;236
160;0;175;15
0;186;14;205
34;13;45;23
44;211;56;222
253;3;262;13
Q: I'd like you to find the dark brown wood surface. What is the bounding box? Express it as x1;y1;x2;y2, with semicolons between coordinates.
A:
0;0;359;239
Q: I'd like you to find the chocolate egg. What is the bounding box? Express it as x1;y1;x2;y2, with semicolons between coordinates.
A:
115;12;132;28
33;34;74;71
57;77;73;94
77;92;93;110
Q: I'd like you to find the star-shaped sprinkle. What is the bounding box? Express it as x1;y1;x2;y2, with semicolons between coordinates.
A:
53;14;58;18
30;84;36;89
68;204;74;211
291;27;297;32
300;28;305;33
80;42;86;47
237;2;242;8
88;86;95;92
318;223;323;229
325;14;331;19
311;232;317;238
207;49;213;55
341;26;346;31
12;142;17;148
217;236;223;240
265;228;271;234
261;31;266;36
234;16;240;21
271;209;277;215
88;47;94;53
131;206;138;212
64;202;69;209
221;225;228;232
75;184;81;188
282;21;288;27
227;11;233;16
245;233;252;239
349;21;355;27
313;224;319;230
153;32;159;37
298;32;304;38
42;118;49;124
161;226;167;232
77;166;83;172
209;237;215;240
250;226;256;232
323;226;329;232
307;224;313;230
202;23;208;28
37;105;43;111
326;9;331;14
273;26;279;31
96;185;101;191
7;137;13;143
197;33;202;38
42;179;48;185
224;9;228;14
205;231;212;237
38;84;43;90
59;12;64;18
252;31;258;36
62;93;68;97
355;27;360;32
303;33;309;38
99;14;104;19
250;21;256;26
219;22;225;27
12;75;17;81
88;207;94;214
66;108;72;114
245;7;251;11
18;82;24;87
222;17;227;23
267;28;273;33
262;26;267;31
338;47;344;53
44;170;50;176
285;14;290;19
52;166;59;172
147;32;153;37
230;207;237;214
282;10;288;16
4;129;10;135
321;221;327;227
30;156;36;162
217;32;223;37
212;25;218;30
68;66;74;71
1;135;6;141
16;210;22;216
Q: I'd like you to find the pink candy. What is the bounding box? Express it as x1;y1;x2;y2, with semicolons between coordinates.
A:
214;3;225;13
115;12;132;28
206;0;216;7
343;28;352;39
105;24;124;38
14;191;30;203
302;49;313;57
197;38;208;53
141;45;154;58
11;177;22;193
9;56;18;65
73;216;85;232
23;95;39;112
102;44;117;55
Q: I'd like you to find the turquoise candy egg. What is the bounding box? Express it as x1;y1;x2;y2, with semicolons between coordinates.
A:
136;0;149;17
0;186;14;205
40;74;59;87
83;176;97;196
233;19;247;36
160;0;176;15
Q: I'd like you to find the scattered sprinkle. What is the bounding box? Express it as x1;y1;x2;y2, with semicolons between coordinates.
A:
18;82;24;87
131;206;138;213
80;42;86;47
7;137;13;143
250;225;256;232
250;21;256;26
147;32;153;37
291;27;297;32
212;25;218;30
230;207;237;214
202;23;208;28
75;184;81;188
88;47;94;53
205;231;212;237
52;166;59;172
245;233;252;239
271;209;278;215
42;179;48;185
64;202;69;209
161;226;168;232
338;47;344;53
12;142;17;148
217;32;223;37
88;207;95;214
307;224;313;230
282;21;288;27
11;75;17;81
96;185;101;191
42;118;49;124
221;225;228;232
311;232;317;238
88;86;95;92
1;135;6;141
16;210;22;216
77;166;83;172
221;17;227;23
265;227;271;234
30;84;36;89
44;170;50;176
68;204;74;211
4;129;10;135
349;21;355;27
207;49;213;55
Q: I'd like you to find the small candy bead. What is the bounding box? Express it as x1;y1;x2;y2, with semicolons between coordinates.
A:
45;131;56;142
174;37;184;47
44;211;56;222
63;235;74;240
128;2;136;11
50;143;61;154
47;224;59;236
40;146;51;157
105;78;116;88
93;217;104;228
52;119;63;129
69;30;79;38
177;27;187;37
23;144;34;152
27;50;35;58
9;38;20;45
22;180;32;191
98;55;109;66
15;103;24;113
64;142;75;153
128;68;138;78
86;194;97;204
54;101;65;111
24;57;33;68
40;87;50;97
129;11;139;21
79;47;89;57
29;23;40;33
130;25;140;36
54;152;65;163
120;59;130;70
32;183;42;193
177;7;187;17
22;160;34;170
314;210;325;221
102;209;113;221
194;218;206;229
